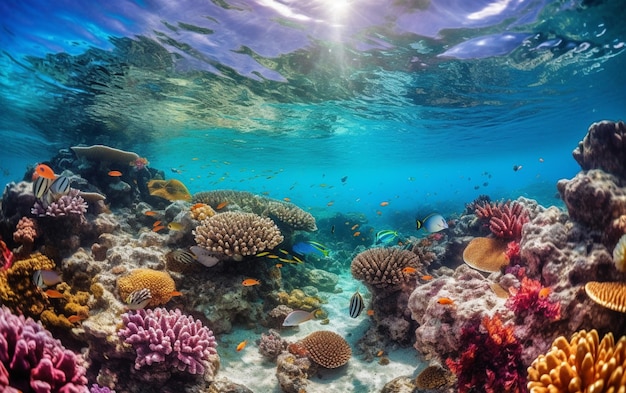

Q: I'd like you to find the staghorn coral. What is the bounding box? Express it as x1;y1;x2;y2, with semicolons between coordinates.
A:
584;281;626;313
462;237;509;272
351;247;421;292
299;330;351;369
506;276;561;321
527;329;626;392
193;211;284;260
118;308;219;376
446;314;526;393
572;120;626;180
31;188;88;218
192;189;317;231
117;268;178;307
475;200;529;240
0;305;89;392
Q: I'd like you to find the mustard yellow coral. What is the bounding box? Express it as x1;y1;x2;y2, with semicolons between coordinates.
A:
527;329;626;392
0;253;55;317
117;268;178;307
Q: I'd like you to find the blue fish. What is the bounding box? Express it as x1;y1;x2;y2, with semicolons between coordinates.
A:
375;230;398;244
417;214;448;233
292;241;329;257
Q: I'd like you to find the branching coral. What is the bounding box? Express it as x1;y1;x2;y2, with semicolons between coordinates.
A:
0;305;89;392
445;314;526;393
475;200;529;240
527;329;626;392
506;277;561;320
118;308;219;376
31;189;88;218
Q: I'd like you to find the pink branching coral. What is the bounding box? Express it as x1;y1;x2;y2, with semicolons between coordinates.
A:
13;217;39;255
31;189;88;218
0;305;88;392
445;314;526;393
475;200;529;240
118;308;218;376
506;277;561;320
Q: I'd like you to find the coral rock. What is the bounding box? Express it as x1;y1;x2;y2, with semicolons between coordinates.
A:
299;331;351;369
117;268;177;307
572;120;626;179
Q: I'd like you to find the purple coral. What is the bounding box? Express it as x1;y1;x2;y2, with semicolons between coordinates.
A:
118;308;218;375
0;305;88;393
31;189;88;218
90;384;115;393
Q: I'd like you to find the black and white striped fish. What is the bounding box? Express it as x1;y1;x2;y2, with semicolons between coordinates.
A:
125;288;152;310
33;176;53;199
168;249;197;265
349;290;365;318
49;175;71;197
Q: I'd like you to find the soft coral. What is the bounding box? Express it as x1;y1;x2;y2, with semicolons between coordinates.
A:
506;276;561;321
446;314;526;393
475;201;529;240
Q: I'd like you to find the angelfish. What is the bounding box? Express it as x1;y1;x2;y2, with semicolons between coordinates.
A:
125;288;152;310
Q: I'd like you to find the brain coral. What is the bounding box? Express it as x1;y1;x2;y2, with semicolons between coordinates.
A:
300;331;351;369
117;268;177;307
527;329;626;392
351;247;421;291
193;211;284;260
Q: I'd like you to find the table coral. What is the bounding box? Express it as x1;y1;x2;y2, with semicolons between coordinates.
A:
462;237;509;272
0;305;89;392
117;268;178;307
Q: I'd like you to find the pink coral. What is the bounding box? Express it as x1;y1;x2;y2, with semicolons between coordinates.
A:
0;305;88;392
13;217;39;244
506;277;560;321
476;201;529;240
445;314;526;393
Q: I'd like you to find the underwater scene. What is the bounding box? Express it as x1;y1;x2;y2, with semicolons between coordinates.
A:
1;0;626;392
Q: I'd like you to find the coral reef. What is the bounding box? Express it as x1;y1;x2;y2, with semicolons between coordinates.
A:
0;253;56;317
506;276;561;321
414;364;454;390
258;329;288;361
12;216;39;256
298;331;351;369
527;329;626;392
117;268;178;307
572;120;626;179
0;305;88;392
445;314;526;393
351;247;421;293
189;203;216;221
275;351;312;393
475;200;529;240
462;237;509;272
193;211;284;260
118;308;219;376
276;289;325;312
31;188;88;218
584;281;626;312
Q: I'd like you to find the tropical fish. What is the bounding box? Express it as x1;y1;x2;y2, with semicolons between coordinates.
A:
33;270;62;288
331;225;335;234
326;201;334;207
402;267;418;274
242;278;260;287
108;170;123;177
353;231;361;237
267;254;279;259
292;241;329;258
216;201;228;210
167;222;183;231
49;175;70;196
349;290;365;318
351;224;359;231
44;289;65;299
189;246;222;267
171;168;182;174
282;310;315;326
275;263;283;269
168;249;197;265
35;164;55;180
375;230;398;244
416;214;449;233
153;220;162;227
236;340;248;352
341;176;348;183
366;309;375;316
33;176;53;198
283;197;291;202
421;275;434;281
437;297;454;305
538;287;551;299
376;350;384;357
152;225;165;232
255;251;270;257
380;201;389;207
513;165;522;172
144;211;158;216
125;288;152;310
68;314;87;323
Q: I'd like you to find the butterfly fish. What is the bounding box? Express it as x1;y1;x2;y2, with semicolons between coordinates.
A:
169;249;197;265
49;175;71;197
125;288;152;310
349;289;365;318
33;176;53;198
189;246;222;267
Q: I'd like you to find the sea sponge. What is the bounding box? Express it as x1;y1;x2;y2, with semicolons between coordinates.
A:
300;331;351;369
462;237;509;272
612;233;626;272
350;247;421;291
147;179;191;201
527;329;626;392
117;268;178;307
193;211;284;260
584;281;626;313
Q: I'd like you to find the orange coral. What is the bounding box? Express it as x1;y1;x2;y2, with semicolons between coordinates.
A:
117;268;178;307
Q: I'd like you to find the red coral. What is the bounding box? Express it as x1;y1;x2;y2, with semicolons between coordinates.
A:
506;277;560;320
505;241;520;263
446;314;525;393
475;201;528;240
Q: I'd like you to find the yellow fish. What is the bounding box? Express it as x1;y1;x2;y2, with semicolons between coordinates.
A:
167;222;183;231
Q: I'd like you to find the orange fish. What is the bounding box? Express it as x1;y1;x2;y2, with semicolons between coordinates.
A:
152;225;165;232
144;211;157;216
170;291;183;297
236;340;248;352
366;309;375;316
353;231;361;237
283;197;291;202
437;297;454;305
191;203;206;210
44;289;65;299
35;164;55;180
402;267;417;274
275;263;283;269
216;201;228;210
380;201;389;207
538;287;551;299
351;224;359;231
67;314;87;323
376;350;384;357
242;278;260;287
376;210;382;216
108;170;123;177
421;275;434;281
327;201;334;207
153;220;162;227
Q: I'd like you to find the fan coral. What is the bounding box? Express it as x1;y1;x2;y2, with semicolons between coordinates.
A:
193;211;284;260
584;281;626;312
612;233;626;272
446;314;526;393
351;247;421;291
572;120;626;179
118;308;218;375
527;329;626;392
117;268;178;307
299;331;351;369
506;277;561;320
0;305;88;392
31;189;88;218
475;200;529;240
462;237;509;272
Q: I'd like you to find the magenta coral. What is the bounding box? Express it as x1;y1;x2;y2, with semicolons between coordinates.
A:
506;277;561;321
118;308;218;375
475;201;529;240
0;305;88;393
445;314;526;393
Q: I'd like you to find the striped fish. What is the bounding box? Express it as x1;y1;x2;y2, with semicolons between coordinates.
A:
169;249;197;265
125;288;152;310
49;175;70;197
32;269;62;289
349;290;365;318
33;176;53;198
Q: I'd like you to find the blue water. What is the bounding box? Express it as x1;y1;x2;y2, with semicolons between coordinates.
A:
1;0;625;213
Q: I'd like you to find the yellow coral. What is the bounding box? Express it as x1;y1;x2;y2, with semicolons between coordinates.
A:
117;268;178;307
0;253;55;317
527;329;626;392
190;203;216;221
277;289;325;312
612;234;626;272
